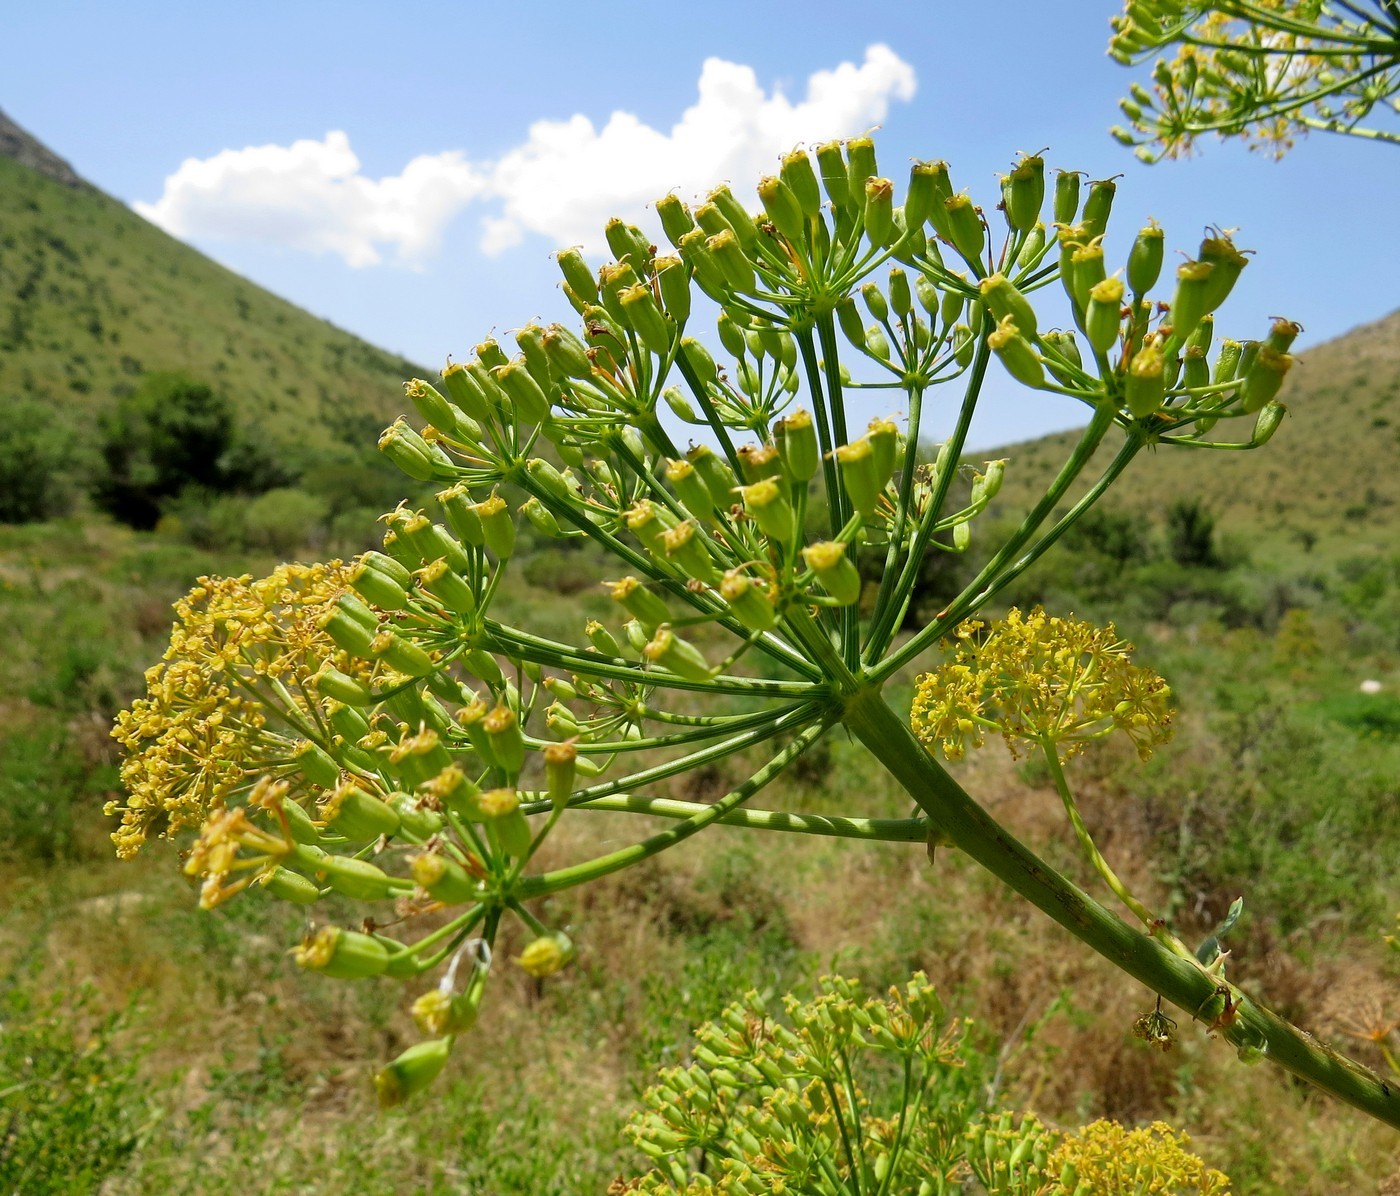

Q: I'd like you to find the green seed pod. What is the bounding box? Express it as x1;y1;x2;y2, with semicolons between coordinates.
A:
623;618;648;655
542;740;577;811
438;485;484;547
676;228;729;299
293;739;341;790
688;443;739;510
660;519;718;584
519;496;563;539
780;149;822;218
295;925;391;979
654;256;691;325
492;360;551;424
665;457;717;519
318;607;376;658
1266;317;1301;353
411;851;478;904
400;515;469;572
474;337;509;370
473;493;515;559
514;323;553;390
833;438;882;517
378;422;437;482
774;408;819;483
1198;230;1248;312
951;324;976;368
815;140;853;212
972;458;1006;504
757;173;808;246
737;443;782;484
541;323;593;380
1252;400;1287;445
1182;345;1210;391
953;517;971;552
707;184;760;251
912;273;941;321
482;705;526;775
1125;344;1166;418
624;499;673;553
619;282;672;356
389;792;444;842
694;200;733;238
556;248;599;306
403;378;456;430
903;159;940;233
739;478;795;542
1041;328;1083;384
597;261;638;324
944;194;985;264
414;562;476;619
1188;312;1214;356
642;626;713;682
1213;338;1243;385
1080;177;1117;241
661;385;697;423
441;361;493;423
1014;221;1048;269
979;273;1038;338
350;559;410;611
865;325;892;361
517;931;575;978
655;193;695;248
864;177;896;247
845;136;878;199
988;316;1045;388
717;310;748;360
1085;276;1125;354
313;664;374;708
679;335;719;386
1053;170;1082;225
802;541;861;606
1127;223;1165;294
719;570;777;632
917;160;955;242
1006;155;1044;232
1068;240;1106;316
308;851;399;902
1240;345;1293;412
1169;260;1214;343
369;629;435;677
706;229;754;293
262;866;320;905
861;281;889;325
608;576;671;630
374;1038;451;1108
867;417;900;485
585;619;622;657
605;217;654;278
836;295;867;349
321;782;401;841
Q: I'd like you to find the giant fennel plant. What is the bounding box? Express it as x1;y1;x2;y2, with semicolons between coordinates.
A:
109;137;1399;1129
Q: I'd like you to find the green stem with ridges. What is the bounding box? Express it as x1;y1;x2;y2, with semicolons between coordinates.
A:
840;687;1400;1129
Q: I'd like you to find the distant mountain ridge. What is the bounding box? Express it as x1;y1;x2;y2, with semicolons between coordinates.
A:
0;107;422;461
0;108;86;189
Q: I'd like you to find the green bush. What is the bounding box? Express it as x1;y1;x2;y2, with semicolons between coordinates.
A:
242;487;330;554
0;395;81;523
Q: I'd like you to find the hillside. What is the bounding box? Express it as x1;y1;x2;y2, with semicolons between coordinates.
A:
0;108;422;458
988;308;1400;564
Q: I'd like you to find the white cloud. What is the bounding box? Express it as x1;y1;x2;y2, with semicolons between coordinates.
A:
134;45;916;266
134;131;486;268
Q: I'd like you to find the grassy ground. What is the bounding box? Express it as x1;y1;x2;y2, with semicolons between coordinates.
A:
1;518;1397;1193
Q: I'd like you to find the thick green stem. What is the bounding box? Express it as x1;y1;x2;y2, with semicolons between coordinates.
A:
841;687;1400;1129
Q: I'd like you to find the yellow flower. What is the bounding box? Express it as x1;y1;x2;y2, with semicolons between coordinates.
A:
911;607;1172;762
108;562;370;858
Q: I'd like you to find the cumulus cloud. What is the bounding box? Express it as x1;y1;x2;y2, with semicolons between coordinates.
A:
134;46;916;266
134;131;487;268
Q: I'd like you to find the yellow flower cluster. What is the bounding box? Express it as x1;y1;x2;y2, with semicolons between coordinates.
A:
1050;1119;1232;1194
910;607;1173;762
107;562;362;858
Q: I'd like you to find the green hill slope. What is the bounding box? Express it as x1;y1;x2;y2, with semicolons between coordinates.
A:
0;108;421;460
988;308;1400;565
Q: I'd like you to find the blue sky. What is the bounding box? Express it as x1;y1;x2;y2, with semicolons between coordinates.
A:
7;1;1399;448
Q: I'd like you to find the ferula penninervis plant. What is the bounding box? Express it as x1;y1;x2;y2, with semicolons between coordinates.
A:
109;138;1399;1127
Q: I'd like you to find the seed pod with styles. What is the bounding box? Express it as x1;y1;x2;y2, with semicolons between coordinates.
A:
1125;344;1165;418
1127;223;1165;294
833;438;882;517
779;148;822;218
1005;154;1044;233
802;541;861;606
1053;170;1081;225
1240;345;1293;413
1080;177;1116;241
719;570;777;632
815;140;853;212
1085;277;1125;354
988;316;1044;389
556;248;599;306
864;177;896;247
774;409;819;484
758;174;808;247
739;478;795;542
643;627;714;682
655;193;695;248
944;194;985;264
845;136;878;198
1169;260;1214;343
1198;230;1248;313
979;273;1038;339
